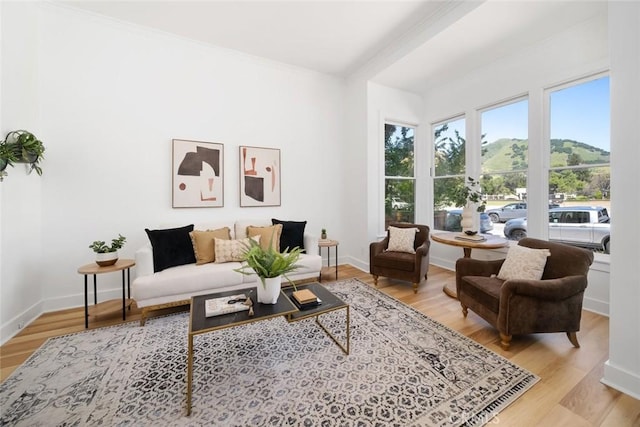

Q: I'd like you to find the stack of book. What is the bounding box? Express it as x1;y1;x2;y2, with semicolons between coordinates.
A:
291;289;321;309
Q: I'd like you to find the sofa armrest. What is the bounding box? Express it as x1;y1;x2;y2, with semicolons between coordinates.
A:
135;244;155;278
501;275;588;301
303;233;319;254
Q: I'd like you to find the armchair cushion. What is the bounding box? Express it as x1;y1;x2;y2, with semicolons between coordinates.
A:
497;244;550;281
372;251;416;272
387;226;418;254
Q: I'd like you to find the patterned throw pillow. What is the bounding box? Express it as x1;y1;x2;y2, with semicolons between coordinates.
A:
386;226;418;254
189;227;232;265
247;224;282;252
497;244;551;281
214;236;260;263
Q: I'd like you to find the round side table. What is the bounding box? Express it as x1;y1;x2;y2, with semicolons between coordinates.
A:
318;239;339;282
78;259;135;328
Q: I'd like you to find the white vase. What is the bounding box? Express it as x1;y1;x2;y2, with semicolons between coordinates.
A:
257;276;281;304
461;203;480;233
95;251;118;267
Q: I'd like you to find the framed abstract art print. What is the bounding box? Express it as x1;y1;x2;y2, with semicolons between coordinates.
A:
172;139;224;208
239;146;281;207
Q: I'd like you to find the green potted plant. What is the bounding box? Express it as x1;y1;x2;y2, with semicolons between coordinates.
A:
89;234;126;266
235;236;302;304
1;130;45;176
321;228;327;239
0;140;19;181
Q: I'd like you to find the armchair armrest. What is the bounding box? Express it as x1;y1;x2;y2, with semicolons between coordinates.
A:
501;275;588;301
415;240;430;258
456;257;504;278
370;236;389;258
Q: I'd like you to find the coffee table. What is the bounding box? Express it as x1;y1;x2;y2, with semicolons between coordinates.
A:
186;283;350;415
282;282;350;355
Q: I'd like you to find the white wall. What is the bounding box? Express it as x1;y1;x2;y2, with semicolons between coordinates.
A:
0;2;346;343
603;1;640;400
419;14;610;314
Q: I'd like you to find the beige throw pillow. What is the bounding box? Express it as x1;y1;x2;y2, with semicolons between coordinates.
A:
214;236;260;263
386;226;418;254
247;224;282;252
189;228;232;265
497;244;551;281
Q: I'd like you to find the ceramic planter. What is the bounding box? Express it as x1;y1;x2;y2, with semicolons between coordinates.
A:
95;251;118;267
257;276;281;304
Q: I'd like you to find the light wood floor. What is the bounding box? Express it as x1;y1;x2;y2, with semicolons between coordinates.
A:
1;265;639;426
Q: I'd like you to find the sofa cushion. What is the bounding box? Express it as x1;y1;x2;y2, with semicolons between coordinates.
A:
214;236;260;263
386;226;418;254
145;224;196;273
272;218;306;252
497;244;550;281
247;224;282;252
189;227;232;265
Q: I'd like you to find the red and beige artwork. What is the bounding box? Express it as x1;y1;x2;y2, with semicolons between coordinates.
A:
172;139;224;208
239;146;281;207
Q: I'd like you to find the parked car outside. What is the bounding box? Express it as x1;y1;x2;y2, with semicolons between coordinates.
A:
391;197;410;210
503;206;610;253
444;209;493;234
486;202;560;223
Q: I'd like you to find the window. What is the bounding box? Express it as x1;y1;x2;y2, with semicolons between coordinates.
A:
432;117;465;232
384;123;415;228
549;75;610;253
481;99;528;235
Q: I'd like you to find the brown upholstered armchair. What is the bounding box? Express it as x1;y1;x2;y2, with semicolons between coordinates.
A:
370;222;430;294
456;237;594;350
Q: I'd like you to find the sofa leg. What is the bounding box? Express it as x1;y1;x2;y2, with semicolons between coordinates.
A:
566;331;580;348
412;282;418;294
372;275;378;287
140;309;148;327
461;304;468;317
499;333;512;350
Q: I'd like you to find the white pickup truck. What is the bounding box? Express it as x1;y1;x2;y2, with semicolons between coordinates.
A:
503;206;611;253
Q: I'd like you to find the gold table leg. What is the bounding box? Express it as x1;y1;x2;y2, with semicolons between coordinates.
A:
186;334;193;416
315;306;350;355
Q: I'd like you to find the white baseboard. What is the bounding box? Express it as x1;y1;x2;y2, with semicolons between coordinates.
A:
0;300;43;346
0;286;125;346
602;360;640;400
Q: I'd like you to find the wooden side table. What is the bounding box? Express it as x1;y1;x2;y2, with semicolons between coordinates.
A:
318;239;339;282
430;232;509;299
77;259;135;328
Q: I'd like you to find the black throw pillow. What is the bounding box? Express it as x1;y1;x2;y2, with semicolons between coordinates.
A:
145;224;196;272
272;218;306;253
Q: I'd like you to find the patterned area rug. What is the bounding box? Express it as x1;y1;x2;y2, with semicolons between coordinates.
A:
0;279;538;426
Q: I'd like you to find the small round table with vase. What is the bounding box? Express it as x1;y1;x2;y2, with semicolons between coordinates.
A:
430;231;509;298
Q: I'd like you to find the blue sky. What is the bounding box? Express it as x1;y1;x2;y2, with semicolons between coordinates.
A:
440;76;610;151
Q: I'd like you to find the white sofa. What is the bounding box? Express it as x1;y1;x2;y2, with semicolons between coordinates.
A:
132;219;322;325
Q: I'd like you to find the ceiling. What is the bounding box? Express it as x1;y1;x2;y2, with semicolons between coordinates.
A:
59;0;606;93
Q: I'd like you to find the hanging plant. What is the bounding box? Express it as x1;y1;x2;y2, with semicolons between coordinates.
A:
0;130;46;177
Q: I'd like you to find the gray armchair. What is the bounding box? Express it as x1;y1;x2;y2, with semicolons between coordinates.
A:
456;238;594;350
370;222;430;294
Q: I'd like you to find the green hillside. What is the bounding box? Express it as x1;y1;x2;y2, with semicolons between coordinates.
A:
482;138;609;173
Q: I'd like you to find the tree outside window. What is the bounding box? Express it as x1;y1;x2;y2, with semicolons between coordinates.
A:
385;123;415;228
